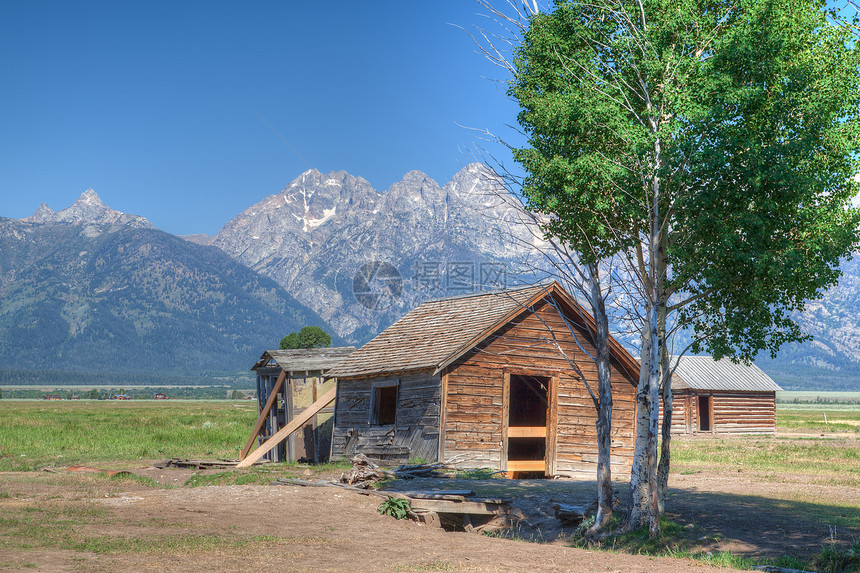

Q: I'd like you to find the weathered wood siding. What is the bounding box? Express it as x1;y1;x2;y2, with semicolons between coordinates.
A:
442;299;638;478
658;391;694;435
255;368;288;462
660;390;776;434
711;391;776;434
330;370;441;464
254;368;337;462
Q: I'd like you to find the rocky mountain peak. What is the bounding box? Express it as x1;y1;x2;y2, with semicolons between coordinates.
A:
400;169;432;183
21;189;153;231
77;188;105;205
383;170;442;214
22;202;55;223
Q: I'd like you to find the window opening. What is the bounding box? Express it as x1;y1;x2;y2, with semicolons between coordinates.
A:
372;385;398;425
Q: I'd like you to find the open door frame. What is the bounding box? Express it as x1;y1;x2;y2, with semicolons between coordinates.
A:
501;370;558;476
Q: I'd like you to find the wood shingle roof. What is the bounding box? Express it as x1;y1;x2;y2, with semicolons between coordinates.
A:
326;282;640;381
325;284;555;379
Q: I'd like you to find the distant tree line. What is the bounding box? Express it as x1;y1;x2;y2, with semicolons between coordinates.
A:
1;385;255;400
0;369;256;387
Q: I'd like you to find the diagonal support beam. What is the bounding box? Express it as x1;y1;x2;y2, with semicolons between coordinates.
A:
237;386;337;468
240;369;287;460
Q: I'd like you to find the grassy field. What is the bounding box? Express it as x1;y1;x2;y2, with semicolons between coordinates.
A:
670;434;860;485
778;407;860;433
0;400;258;471
666;404;860;481
1;399;857;472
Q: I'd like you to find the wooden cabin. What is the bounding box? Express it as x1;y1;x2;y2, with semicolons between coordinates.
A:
663;356;782;435
327;282;640;478
251;347;355;462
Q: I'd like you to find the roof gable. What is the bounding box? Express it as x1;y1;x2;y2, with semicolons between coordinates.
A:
326;282;639;382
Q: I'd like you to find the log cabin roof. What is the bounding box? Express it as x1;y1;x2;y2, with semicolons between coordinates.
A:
326;282;640;381
251;347;356;373
671;356;782;392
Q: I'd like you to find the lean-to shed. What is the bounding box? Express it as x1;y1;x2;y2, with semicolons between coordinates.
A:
663;356;782;435
250;347;355;462
326;283;640;478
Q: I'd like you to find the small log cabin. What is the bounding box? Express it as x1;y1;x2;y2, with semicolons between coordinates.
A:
663;356;782;435
251;347;355;462
326;282;640;478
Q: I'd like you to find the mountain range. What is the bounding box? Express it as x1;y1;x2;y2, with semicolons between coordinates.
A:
207;164;536;342
0;192;331;376
2;167;859;389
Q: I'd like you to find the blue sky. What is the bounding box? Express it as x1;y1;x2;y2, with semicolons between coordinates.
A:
0;2;525;235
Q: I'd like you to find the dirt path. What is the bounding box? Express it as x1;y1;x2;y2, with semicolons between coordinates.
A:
0;470;741;573
1;432;858;572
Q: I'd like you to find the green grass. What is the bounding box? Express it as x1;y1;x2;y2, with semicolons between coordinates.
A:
573;518;860;573
182;460;351;487
454;467;502;480
1;507;320;556
670;434;860;480
666;408;860;478
0;400;257;471
778;407;860;433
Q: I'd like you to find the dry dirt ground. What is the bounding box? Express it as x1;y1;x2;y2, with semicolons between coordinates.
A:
1;440;858;572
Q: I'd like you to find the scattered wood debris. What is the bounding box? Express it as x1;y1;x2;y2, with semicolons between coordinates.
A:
339;453;459;488
65;465;133;477
340;453;390;487
273;477;393;498
152;458;267;470
409;493;512;534
390;461;449;479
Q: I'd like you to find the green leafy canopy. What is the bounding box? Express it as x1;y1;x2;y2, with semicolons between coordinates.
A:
511;0;860;360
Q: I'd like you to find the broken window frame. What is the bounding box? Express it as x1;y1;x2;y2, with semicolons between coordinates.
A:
370;378;400;426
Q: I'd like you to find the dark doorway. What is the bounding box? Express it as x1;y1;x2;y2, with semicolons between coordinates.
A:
698;395;711;432
509;374;548;427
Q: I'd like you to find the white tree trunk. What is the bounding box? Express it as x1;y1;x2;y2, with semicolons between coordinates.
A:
585;262;614;537
656;301;672;513
627;329;652;529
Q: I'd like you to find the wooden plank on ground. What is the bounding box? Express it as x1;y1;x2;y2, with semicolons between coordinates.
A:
240;370;287;460
408;499;508;515
237;386;337;468
396;490;474;500
272;478;393;499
